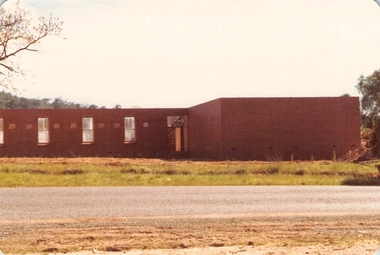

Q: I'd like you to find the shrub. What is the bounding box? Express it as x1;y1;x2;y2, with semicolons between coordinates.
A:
61;169;83;175
261;166;280;175
295;169;305;176
375;164;380;173
33;169;50;175
162;169;177;175
120;168;139;174
234;169;247;175
342;178;380;186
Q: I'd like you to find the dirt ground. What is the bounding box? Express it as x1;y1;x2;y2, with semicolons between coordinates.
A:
1;213;380;255
14;244;380;255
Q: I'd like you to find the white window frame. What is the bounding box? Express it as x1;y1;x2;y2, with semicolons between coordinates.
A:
124;117;136;143
38;118;49;144
82;117;94;143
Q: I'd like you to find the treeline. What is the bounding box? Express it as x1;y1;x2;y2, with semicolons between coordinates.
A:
0;91;106;109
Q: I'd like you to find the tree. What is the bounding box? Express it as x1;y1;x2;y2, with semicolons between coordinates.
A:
356;70;380;127
0;91;104;109
51;97;66;109
0;1;62;88
356;69;380;156
88;104;98;109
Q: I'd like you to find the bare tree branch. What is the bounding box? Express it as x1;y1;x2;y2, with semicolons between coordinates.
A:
0;1;63;88
0;62;15;72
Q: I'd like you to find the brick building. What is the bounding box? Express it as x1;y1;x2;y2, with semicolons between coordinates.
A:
0;97;360;160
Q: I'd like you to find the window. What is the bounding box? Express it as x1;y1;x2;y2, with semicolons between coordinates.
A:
124;117;135;143
38;118;49;144
82;117;94;143
0;118;3;144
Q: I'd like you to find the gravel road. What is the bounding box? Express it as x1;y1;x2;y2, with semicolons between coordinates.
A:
1;186;380;220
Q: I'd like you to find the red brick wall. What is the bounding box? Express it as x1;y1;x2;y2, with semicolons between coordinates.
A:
219;97;360;160
188;99;223;159
0;108;187;158
0;97;361;160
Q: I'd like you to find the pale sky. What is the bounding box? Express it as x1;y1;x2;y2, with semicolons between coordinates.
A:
3;0;380;108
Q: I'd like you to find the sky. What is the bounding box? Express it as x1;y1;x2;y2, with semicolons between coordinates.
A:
2;0;380;108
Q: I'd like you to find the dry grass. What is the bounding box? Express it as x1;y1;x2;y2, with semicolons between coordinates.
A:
0;158;378;187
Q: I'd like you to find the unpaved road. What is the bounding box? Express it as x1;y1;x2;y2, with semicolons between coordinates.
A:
1;186;380;254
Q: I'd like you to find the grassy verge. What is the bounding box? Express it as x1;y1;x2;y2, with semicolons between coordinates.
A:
0;158;379;187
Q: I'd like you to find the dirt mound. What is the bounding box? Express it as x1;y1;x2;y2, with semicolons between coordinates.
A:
340;147;373;162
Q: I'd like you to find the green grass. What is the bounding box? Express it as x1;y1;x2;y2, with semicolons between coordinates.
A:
0;159;379;187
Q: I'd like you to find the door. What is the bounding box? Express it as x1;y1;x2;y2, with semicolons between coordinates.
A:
167;116;188;154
